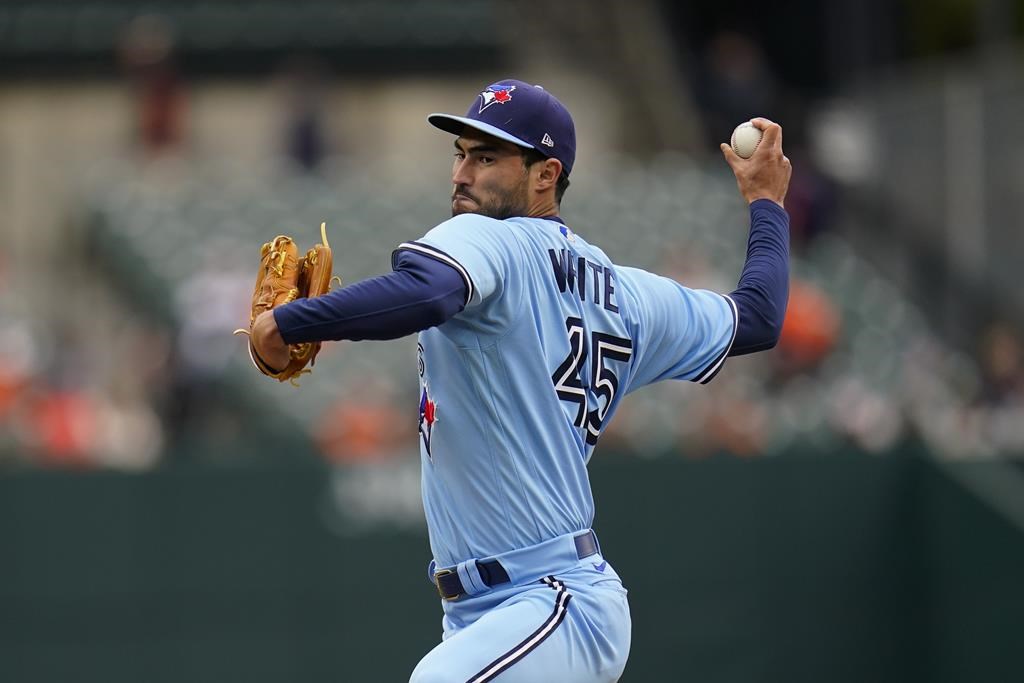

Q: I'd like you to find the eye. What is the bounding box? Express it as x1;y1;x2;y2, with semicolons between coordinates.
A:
479;155;494;164
453;152;466;161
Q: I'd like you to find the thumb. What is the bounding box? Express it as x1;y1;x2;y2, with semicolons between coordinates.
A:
720;142;741;169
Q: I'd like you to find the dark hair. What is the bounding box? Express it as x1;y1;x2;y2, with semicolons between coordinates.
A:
521;148;570;204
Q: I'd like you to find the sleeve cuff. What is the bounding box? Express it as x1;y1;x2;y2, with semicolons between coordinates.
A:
750;198;789;222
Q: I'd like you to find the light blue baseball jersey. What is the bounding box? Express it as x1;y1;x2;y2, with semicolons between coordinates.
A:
394;213;737;569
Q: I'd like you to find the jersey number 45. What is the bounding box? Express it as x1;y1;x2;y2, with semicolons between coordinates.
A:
551;316;633;446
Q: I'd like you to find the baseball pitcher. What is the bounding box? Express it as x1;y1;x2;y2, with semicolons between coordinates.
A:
241;79;791;682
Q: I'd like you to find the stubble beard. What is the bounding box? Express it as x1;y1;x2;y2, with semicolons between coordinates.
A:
452;175;529;220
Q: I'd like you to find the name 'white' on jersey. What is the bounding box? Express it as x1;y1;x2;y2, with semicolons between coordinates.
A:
393;213;736;568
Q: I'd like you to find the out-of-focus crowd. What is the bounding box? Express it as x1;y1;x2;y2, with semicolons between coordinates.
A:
2;16;1021;471
3;149;1022;470
0;255;166;469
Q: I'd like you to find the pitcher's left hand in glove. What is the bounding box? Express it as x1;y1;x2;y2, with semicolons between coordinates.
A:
234;222;338;384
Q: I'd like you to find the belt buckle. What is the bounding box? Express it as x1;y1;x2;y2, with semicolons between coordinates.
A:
433;568;460;601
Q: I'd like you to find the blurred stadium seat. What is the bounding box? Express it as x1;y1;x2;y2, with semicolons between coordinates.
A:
66;150;1003;464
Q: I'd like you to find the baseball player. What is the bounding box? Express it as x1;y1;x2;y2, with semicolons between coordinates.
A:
249;79;791;682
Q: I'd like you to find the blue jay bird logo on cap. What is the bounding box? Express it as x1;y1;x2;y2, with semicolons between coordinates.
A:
478;84;516;113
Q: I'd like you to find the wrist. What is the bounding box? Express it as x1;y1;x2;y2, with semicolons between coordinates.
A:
747;195;784;209
253;310;289;371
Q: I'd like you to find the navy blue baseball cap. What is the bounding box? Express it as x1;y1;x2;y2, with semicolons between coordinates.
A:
428;79;577;176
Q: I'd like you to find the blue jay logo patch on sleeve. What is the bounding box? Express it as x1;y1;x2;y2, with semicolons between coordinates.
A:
417;342;436;458
418;387;436;458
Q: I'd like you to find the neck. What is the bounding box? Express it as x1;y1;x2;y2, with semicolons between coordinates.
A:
526;197;559;218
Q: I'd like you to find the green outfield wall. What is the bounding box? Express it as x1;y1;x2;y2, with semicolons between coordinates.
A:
1;451;1021;682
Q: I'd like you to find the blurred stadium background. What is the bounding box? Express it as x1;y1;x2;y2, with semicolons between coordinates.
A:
1;1;1022;681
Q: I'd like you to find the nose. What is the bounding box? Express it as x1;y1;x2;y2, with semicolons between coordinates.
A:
452;157;472;187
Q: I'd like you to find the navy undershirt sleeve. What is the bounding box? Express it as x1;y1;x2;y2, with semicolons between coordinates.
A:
273;250;467;344
727;199;790;356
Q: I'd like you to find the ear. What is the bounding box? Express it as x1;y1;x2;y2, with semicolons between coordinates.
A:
532;158;563;192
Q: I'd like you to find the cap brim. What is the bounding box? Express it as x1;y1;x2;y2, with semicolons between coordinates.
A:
427;113;535;150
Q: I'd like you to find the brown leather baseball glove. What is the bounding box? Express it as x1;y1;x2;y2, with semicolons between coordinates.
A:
234;222;338;384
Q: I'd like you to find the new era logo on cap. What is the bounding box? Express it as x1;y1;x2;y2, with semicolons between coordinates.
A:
427;78;577;176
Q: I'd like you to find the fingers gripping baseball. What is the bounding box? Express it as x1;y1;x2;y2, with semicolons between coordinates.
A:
722;118;791;208
751;117;782;150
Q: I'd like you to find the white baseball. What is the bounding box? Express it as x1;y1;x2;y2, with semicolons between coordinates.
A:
731;121;763;159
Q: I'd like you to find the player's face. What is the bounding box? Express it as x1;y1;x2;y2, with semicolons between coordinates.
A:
451;131;530;219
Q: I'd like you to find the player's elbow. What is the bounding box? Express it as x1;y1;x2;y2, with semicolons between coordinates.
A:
756;302;786;351
423;289;465;328
728;296;785;356
420;302;448;329
765;312;784;349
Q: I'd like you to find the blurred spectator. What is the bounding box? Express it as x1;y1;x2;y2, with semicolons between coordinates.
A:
119;14;187;158
693;31;780;148
0;326;44;466
0;326;37;425
978;322;1024;406
92;379;164;471
174;251;253;379
157;245;255;458
23;388;97;468
0;325;99;468
315;376;411;463
971;322;1024;455
827;376;904;454
702;380;770;457
0;366;24;421
782;148;837;249
277;56;332;172
776;279;841;374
